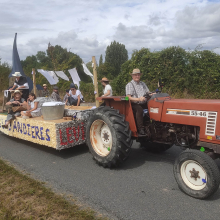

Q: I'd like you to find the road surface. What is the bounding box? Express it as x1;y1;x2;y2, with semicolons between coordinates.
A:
1;132;220;220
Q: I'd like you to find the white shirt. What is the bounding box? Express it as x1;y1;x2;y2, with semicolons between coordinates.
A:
30;101;41;112
14;82;29;89
103;84;112;96
69;90;83;100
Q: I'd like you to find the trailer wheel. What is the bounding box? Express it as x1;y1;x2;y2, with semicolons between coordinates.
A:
174;149;220;199
86;106;132;168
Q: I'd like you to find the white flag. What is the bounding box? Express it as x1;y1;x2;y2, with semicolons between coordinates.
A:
55;71;69;81
82;63;94;83
47;71;59;84
37;69;57;85
68;68;81;88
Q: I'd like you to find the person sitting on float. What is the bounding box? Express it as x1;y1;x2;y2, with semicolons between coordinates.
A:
42;84;50;97
9;72;29;101
21;93;41;119
2;90;27;128
68;83;84;106
63;89;70;106
50;86;62;101
101;77;112;97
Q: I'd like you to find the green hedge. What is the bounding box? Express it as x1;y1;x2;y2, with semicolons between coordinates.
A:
112;47;220;99
80;81;103;102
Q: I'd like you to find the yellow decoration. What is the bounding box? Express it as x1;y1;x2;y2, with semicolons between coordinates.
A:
0;115;57;149
207;136;212;140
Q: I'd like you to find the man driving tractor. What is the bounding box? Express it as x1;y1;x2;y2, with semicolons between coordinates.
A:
126;68;150;136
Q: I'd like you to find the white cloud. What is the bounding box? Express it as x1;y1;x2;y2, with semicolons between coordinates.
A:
0;0;220;65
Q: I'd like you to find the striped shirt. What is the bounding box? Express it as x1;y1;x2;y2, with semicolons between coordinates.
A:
126;80;149;103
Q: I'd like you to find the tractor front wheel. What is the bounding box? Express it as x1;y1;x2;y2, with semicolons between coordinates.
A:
86;106;132;168
173;149;220;199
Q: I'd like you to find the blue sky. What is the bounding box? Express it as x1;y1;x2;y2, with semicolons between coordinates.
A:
0;0;220;64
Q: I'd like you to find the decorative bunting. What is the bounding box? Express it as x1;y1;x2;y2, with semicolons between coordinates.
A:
37;69;57;85
55;71;69;81
68;68;81;88
82;63;94;83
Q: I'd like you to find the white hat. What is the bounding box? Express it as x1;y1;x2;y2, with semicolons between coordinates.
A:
12;72;22;77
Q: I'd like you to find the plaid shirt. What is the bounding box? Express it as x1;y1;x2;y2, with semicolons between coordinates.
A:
50;92;62;102
126;80;149;103
63;94;70;105
42;90;50;97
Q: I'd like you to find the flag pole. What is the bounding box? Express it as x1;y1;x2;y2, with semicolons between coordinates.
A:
92;56;99;107
32;68;37;95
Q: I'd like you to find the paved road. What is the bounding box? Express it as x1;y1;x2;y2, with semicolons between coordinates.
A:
1;132;220;220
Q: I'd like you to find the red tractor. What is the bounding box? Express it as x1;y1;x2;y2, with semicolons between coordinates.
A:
86;83;220;199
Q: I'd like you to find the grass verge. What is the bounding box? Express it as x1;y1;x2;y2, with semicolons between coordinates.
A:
0;159;106;220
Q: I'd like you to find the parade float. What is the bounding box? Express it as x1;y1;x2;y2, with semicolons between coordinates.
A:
1;34;98;151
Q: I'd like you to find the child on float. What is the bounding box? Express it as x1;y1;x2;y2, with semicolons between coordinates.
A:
21;93;41;119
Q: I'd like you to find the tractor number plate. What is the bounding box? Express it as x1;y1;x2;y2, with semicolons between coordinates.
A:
190;111;207;117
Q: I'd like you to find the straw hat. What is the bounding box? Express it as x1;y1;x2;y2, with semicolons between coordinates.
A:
130;68;142;75
14;90;22;95
43;84;47;87
12;72;22;77
100;77;109;82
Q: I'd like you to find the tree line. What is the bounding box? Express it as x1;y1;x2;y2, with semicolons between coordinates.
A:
1;41;220;101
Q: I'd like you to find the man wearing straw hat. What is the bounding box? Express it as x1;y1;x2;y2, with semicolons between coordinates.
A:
126;68;150;136
50;86;62;101
101;77;112;97
2;90;27;128
9;72;29;100
42;84;50;97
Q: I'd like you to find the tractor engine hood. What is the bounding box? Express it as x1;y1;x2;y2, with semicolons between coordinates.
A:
163;98;220;112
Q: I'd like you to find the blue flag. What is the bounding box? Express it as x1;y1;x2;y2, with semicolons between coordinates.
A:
9;33;26;78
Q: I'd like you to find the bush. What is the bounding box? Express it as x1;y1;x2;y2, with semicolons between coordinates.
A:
112;47;220;99
80;81;103;102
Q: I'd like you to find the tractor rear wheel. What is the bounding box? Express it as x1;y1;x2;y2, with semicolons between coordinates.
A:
174;149;220;199
86;106;132;168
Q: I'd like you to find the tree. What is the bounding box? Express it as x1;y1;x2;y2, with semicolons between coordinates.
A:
105;41;128;77
0;58;11;91
97;62;115;80
99;54;103;67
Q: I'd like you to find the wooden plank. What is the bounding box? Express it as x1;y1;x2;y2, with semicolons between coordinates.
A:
2;92;5;112
92;56;99;108
33;68;37;95
65;106;94;110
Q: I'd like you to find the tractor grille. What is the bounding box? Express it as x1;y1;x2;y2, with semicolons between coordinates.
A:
205;112;217;136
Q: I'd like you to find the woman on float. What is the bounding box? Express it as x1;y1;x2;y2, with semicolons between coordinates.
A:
67;83;84;106
21;93;41;119
101;77;112;97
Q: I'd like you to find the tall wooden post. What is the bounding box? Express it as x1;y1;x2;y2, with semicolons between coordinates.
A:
32;68;37;95
92;56;99;107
